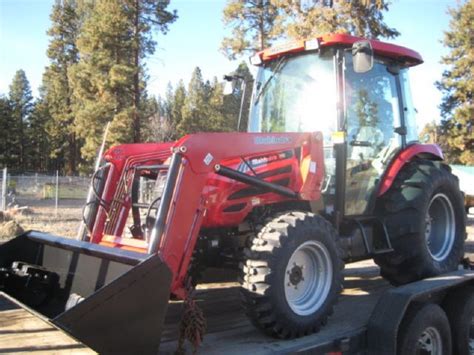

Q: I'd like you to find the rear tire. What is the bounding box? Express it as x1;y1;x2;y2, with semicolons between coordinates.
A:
443;286;474;355
374;160;465;285
398;303;452;355
240;211;343;338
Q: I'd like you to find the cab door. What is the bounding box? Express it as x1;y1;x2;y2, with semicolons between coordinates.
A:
343;55;402;216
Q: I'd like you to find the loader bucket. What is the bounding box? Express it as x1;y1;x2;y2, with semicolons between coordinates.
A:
0;231;172;354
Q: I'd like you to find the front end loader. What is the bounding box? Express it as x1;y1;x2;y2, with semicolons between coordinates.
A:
0;33;467;352
0;132;325;352
0;233;171;353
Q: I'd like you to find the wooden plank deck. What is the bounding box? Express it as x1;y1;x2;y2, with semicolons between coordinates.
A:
0;262;387;355
160;226;474;354
159;261;391;354
0;293;95;354
0;225;471;355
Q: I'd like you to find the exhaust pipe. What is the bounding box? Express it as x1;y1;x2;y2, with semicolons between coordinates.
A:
0;231;172;354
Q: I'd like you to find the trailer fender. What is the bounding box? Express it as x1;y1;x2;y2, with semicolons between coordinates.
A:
377;143;443;197
367;269;474;355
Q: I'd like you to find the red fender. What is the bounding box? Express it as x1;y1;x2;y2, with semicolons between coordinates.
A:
377;144;444;197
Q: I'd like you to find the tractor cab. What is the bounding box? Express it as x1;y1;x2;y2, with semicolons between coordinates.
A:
248;34;422;219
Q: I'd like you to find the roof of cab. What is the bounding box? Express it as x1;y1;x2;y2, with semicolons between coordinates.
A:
257;33;423;66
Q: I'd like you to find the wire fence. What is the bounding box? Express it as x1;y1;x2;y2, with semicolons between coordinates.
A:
0;168;163;238
1;170;90;210
0;168;91;238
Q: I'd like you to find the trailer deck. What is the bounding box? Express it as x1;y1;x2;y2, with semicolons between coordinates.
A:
159;225;474;354
0;261;390;355
160;261;391;354
0;292;94;354
0;229;471;355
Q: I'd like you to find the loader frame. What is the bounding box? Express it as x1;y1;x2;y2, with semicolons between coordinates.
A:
145;132;324;297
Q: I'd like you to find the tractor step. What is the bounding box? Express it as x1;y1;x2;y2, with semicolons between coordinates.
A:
372;248;394;255
341;216;393;260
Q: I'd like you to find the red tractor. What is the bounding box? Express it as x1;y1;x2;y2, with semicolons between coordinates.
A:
0;34;466;353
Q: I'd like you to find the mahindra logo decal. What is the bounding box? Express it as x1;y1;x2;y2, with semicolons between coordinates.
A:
254;136;291;145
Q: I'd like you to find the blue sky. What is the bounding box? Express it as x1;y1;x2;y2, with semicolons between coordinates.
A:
0;0;455;128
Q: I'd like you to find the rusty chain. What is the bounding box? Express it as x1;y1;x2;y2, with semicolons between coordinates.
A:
176;277;207;355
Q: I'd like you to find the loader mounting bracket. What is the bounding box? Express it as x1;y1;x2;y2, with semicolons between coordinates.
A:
0;261;59;307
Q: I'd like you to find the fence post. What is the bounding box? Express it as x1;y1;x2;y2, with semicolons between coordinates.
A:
55;170;59;216
1;168;6;212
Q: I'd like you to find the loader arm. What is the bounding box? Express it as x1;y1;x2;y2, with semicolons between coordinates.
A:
151;132;325;297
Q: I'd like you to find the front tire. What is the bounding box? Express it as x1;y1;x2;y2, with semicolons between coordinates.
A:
375;160;465;285
240;212;343;338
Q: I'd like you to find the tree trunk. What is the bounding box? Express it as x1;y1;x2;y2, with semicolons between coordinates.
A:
19;112;24;172
258;2;265;50
66;81;76;174
67;133;76;175
133;0;141;143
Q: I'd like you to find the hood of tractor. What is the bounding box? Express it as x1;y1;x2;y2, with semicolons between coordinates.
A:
201;149;304;227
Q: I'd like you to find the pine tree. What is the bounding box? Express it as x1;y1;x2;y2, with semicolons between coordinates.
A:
163;83;174;127
275;0;399;40
69;0;126;163
170;80;186;138
0;96;13;167
128;0;177;142
436;0;473;165
178;68;209;135
70;0;176;165
8;69;33;171
207;77;227;131
27;98;51;171
144;95;176;142
221;0;282;60
222;0;399;59
43;0;81;174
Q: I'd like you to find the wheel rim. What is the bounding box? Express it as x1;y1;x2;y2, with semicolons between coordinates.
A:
284;240;333;316
425;193;455;262
416;327;443;355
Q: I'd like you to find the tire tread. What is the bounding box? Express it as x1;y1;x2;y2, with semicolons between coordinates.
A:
240;211;344;338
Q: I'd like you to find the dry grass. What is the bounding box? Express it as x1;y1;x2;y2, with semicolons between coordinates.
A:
14;206;82;238
3;198;84;239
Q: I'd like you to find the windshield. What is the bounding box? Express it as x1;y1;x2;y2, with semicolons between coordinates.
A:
249;52;337;141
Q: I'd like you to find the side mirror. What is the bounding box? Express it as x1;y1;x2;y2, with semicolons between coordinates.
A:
223;74;245;96
352;40;373;73
223;80;234;95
